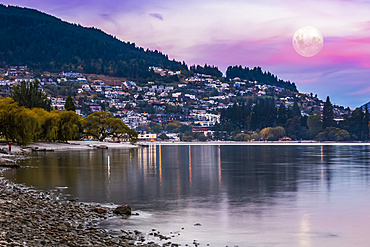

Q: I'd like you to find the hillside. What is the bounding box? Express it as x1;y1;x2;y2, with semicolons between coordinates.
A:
226;65;297;92
0;5;187;81
0;4;301;92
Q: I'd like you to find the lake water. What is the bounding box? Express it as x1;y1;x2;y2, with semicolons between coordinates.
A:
3;144;370;246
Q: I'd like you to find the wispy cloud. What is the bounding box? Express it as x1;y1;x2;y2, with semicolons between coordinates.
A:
99;13;122;30
298;78;320;84
349;87;370;96
149;12;163;21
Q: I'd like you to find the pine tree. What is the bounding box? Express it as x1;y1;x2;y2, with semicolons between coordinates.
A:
292;98;301;118
64;96;76;111
287;116;302;140
348;108;364;140
277;103;287;126
363;105;369;140
322;96;334;129
307;115;323;139
11;79;51;111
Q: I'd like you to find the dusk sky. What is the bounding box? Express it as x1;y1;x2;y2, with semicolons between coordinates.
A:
3;0;370;108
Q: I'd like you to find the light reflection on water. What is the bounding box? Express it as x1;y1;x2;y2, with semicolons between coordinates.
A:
3;144;370;246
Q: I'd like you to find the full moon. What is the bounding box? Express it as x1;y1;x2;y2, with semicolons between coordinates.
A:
292;26;324;57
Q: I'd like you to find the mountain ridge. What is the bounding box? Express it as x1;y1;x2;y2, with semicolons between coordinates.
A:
0;4;187;81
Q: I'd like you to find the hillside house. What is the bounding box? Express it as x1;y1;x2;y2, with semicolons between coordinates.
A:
138;133;157;141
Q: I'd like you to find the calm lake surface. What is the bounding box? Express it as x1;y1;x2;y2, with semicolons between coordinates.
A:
3;144;370;246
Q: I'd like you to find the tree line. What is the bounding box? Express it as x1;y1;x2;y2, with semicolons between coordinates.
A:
226;65;297;91
0;97;138;145
215;97;370;142
216;98;301;132
189;64;223;77
0;97;80;145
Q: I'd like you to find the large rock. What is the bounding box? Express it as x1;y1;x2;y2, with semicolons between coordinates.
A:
97;145;108;149
113;205;131;216
94;207;107;214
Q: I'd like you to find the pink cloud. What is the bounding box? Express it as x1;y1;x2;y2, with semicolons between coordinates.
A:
183;37;288;70
298;78;320;84
252;34;370;73
349;87;370;96
318;36;370;66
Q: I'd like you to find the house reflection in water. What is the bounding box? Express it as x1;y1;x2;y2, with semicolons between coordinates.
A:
135;144;223;194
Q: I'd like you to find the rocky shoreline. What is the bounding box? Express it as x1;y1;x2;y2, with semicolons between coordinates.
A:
0;174;171;247
0;146;182;247
0;142;192;247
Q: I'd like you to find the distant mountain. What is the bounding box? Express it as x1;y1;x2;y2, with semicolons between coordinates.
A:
0;5;187;80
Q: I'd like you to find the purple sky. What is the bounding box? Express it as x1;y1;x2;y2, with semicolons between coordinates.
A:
3;0;370;108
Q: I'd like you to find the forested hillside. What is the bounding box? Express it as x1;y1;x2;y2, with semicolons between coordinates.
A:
226;66;297;91
189;64;223;77
0;5;187;80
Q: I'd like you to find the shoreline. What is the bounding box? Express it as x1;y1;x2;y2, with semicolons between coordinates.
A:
1;140;137;154
0;175;164;247
1;139;369;167
0;141;179;247
139;140;370;146
0;141;137;168
1;139;368;154
1;139;368;166
0;141;144;246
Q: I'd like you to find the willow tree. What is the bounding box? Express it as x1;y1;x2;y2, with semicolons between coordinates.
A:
108;118;129;139
260;126;286;141
82;111;113;141
14;107;42;145
234;133;251;141
0;97;20;141
57;111;80;142
0;97;81;144
37;110;60;141
0;98;43;144
82;111;137;142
